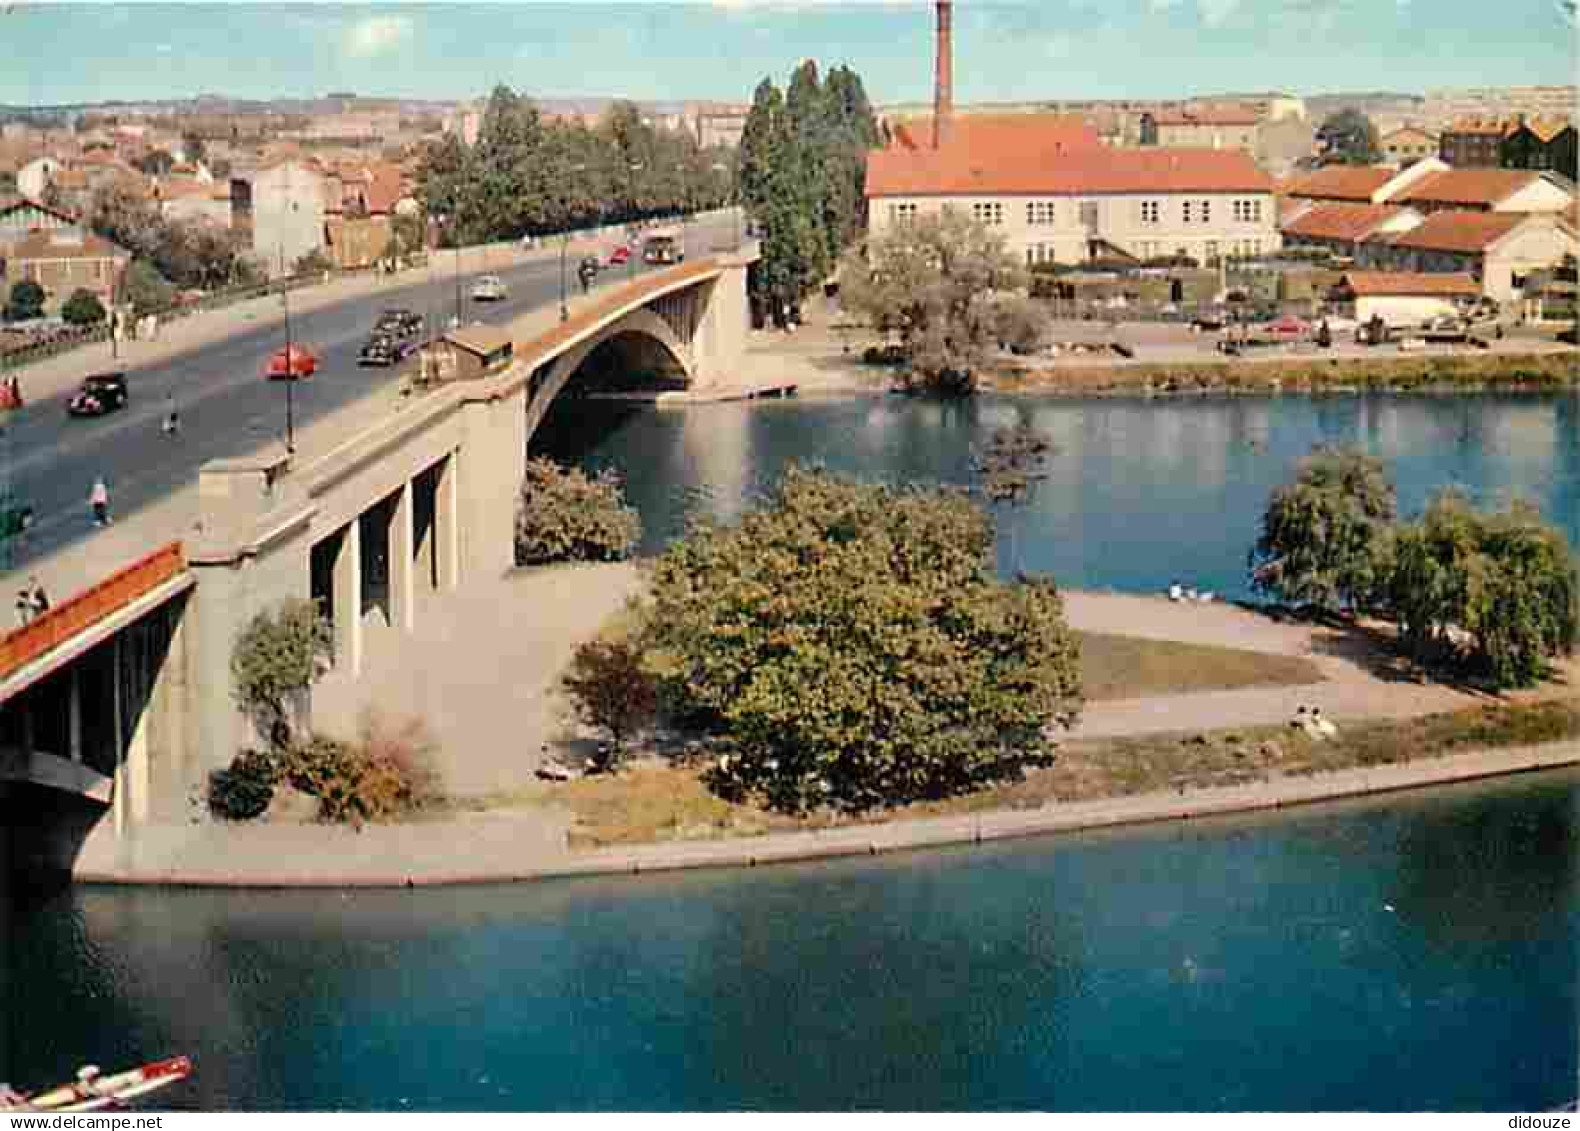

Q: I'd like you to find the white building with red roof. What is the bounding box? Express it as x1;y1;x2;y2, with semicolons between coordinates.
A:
1358;212;1576;301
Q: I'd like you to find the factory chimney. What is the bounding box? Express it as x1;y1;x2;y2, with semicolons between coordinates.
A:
932;1;954;149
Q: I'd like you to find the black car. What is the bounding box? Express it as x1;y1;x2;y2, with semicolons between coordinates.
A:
358;333;415;367
374;309;423;337
67;372;129;417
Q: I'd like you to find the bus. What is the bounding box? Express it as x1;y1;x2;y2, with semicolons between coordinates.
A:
642;226;685;265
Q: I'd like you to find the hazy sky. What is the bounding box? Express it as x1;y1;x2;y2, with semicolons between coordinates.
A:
1;1;1574;107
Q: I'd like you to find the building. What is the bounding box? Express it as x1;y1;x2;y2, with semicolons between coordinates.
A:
1139;106;1262;151
1387;166;1574;215
1380;126;1439;168
1281;164;1400;205
1501;119;1578;175
696;108;750;150
1280;201;1423;259
2;228;131;314
1329;270;1481;325
884;113;1103;158
155;179;233;228
1361;212;1577;302
246;159;327;277
15;156;63;199
0;196;79;254
437;325;513;380
1438;117;1518;167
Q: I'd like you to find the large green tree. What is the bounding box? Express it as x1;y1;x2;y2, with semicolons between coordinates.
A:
1317;108;1383;166
642;466;1083;813
1249;445;1397;613
838;208;1028;394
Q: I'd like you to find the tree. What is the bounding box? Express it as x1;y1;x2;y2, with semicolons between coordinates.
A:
2;279;45;323
1389;492;1578;688
180;132;207;165
643;466;1083;813
1250;445;1397;613
121;259;176;316
133;149;175;176
230;598;333;750
60;288;106;326
562;639;659;768
515;457;641;565
838;208;1028;394
1317;109;1383;166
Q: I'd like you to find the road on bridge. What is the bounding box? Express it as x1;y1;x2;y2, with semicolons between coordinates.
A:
1;213;739;569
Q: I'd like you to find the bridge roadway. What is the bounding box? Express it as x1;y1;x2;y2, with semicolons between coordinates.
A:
0;212;739;605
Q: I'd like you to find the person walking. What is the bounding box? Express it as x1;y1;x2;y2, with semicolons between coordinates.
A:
90;477;111;527
162;394;181;438
28;576;48;620
15;585;32;628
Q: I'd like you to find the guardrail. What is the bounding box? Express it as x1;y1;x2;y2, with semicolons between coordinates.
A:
0;541;186;682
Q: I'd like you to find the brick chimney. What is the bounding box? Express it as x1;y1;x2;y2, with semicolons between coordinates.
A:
932;1;954;149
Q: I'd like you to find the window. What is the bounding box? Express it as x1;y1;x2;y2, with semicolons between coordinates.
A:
1079;200;1099;230
1139;200;1160;225
1200;200;1211;224
971;202;1004;226
1026;200;1057;226
1205;240;1219;262
889;202;918;225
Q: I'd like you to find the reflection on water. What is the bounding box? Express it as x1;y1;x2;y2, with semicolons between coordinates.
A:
6;771;1579;1111
537;391;1580;599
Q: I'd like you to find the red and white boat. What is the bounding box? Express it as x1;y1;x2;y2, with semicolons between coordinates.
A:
0;1056;193;1112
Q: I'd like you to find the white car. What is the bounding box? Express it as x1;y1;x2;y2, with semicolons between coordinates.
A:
470;275;508;302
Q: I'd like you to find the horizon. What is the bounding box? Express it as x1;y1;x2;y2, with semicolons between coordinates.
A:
0;1;1574;110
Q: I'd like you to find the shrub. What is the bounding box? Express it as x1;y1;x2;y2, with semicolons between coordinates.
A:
3;279;44;323
515;457;641;566
644;466;1084;813
60;288;106;327
231;599;333;749
292;248;334;276
562;639;659;768
280;713;440;827
122;259;176;317
207;748;279;820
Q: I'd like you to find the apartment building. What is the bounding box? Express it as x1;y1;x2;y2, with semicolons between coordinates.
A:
1139;106;1262;151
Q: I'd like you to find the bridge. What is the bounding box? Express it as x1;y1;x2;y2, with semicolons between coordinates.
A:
0;245;758;872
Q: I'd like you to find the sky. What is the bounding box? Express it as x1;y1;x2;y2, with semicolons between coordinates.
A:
0;0;1574;108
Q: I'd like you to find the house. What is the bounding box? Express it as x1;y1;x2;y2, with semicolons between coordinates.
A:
1280;202;1423;259
1387;166;1574;215
866;139;1279;267
1380;126;1439;168
0;196;80;254
247;159;327;277
437;324;513;380
1360;211;1577;301
1438;117;1518;167
1500;118;1578;176
156;178;233;227
1329;270;1481;325
884;113;1103;158
16;156;63;200
1139;105;1262;151
2;228;131;314
1280;164;1398;205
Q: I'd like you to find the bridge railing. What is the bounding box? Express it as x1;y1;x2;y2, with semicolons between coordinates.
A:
0;542;186;683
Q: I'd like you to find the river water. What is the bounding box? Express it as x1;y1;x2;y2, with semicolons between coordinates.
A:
7;391;1579;1110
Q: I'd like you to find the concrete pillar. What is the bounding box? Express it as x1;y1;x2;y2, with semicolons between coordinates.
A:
112;634;126;838
435;452;460;591
125;671;151;827
333;517;363;675
391;480;415;633
68;667;82;764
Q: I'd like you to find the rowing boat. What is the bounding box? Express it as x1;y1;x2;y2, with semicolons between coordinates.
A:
0;1056;193;1113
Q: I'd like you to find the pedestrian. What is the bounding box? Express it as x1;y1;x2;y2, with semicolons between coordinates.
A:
15;586;32;627
29;576;48;620
90;477;111;527
162;394;180;437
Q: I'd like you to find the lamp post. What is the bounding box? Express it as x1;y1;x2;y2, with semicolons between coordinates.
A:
278;243;295;455
560;163;588;322
711;162;738;247
627;162;643;280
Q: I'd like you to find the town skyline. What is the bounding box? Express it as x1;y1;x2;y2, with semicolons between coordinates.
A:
0;1;1574;109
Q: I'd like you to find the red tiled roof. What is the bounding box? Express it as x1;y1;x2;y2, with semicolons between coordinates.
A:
1148;105;1261;127
1283;202;1410;242
1282;165;1394;202
364;164;407;214
1381;210;1530;253
887;113;1101;157
1523;118;1575;144
1392;167;1546;208
866;146;1273;198
1444;116;1519;137
1337;271;1480;297
10;229;130;261
0;195;79;223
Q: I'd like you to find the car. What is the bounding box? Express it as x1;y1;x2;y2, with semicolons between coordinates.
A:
67;372;129;417
470;275;508;301
606;245;631;267
374;309;423;336
266;344;318;380
579;255;601;275
1190;312;1227;332
358;333;415;367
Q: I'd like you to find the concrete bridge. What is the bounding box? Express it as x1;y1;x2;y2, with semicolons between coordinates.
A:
0;247;757;871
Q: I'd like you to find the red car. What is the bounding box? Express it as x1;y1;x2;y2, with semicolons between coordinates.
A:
606;245;631;267
266;344;318;380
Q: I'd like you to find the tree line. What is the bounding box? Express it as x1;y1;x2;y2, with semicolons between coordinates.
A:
737;61;880;322
415;86;733;247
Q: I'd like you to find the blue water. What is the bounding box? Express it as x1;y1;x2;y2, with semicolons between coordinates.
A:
548;391;1580;600
7;770;1578;1110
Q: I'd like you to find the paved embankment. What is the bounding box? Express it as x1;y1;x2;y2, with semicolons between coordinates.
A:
70;741;1580;887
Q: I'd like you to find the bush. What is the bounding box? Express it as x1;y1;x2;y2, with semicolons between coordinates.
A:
122;259;176;317
231;599;333;749
515;457;641;566
60;288;107;327
207;748;279;820
644;466;1084;813
562;639;659;768
292;248;334;276
3;280;44;323
280;713;440;827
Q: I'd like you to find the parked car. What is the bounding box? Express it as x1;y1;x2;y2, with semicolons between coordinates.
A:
67;372;129;417
1419;315;1469;342
606;245;631;267
1190;311;1227;332
358;333;416;367
374;309;423;337
470;275;508;302
266;345;318;380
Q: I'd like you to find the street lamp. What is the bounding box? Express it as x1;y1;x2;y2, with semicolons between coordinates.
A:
711;162;738;247
627;163;644;280
278;243;295;455
560;163;588;322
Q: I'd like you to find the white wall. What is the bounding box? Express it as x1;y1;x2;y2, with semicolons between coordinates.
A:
1356;294;1460;325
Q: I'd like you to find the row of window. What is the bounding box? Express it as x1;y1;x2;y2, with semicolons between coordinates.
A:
891;199;1273;230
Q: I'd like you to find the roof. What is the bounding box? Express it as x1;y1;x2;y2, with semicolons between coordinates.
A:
1381;210;1531;253
1520;118;1576;144
1381;126;1438;143
1283;202;1411;242
444;325;513;357
0;195;78;223
1337;271;1480;297
1147;105;1262;127
10;229;130;261
1282;165;1394;202
1443;117;1519;137
1392;167;1548;208
866;146;1274;198
364;164;407;214
886;113;1101;157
